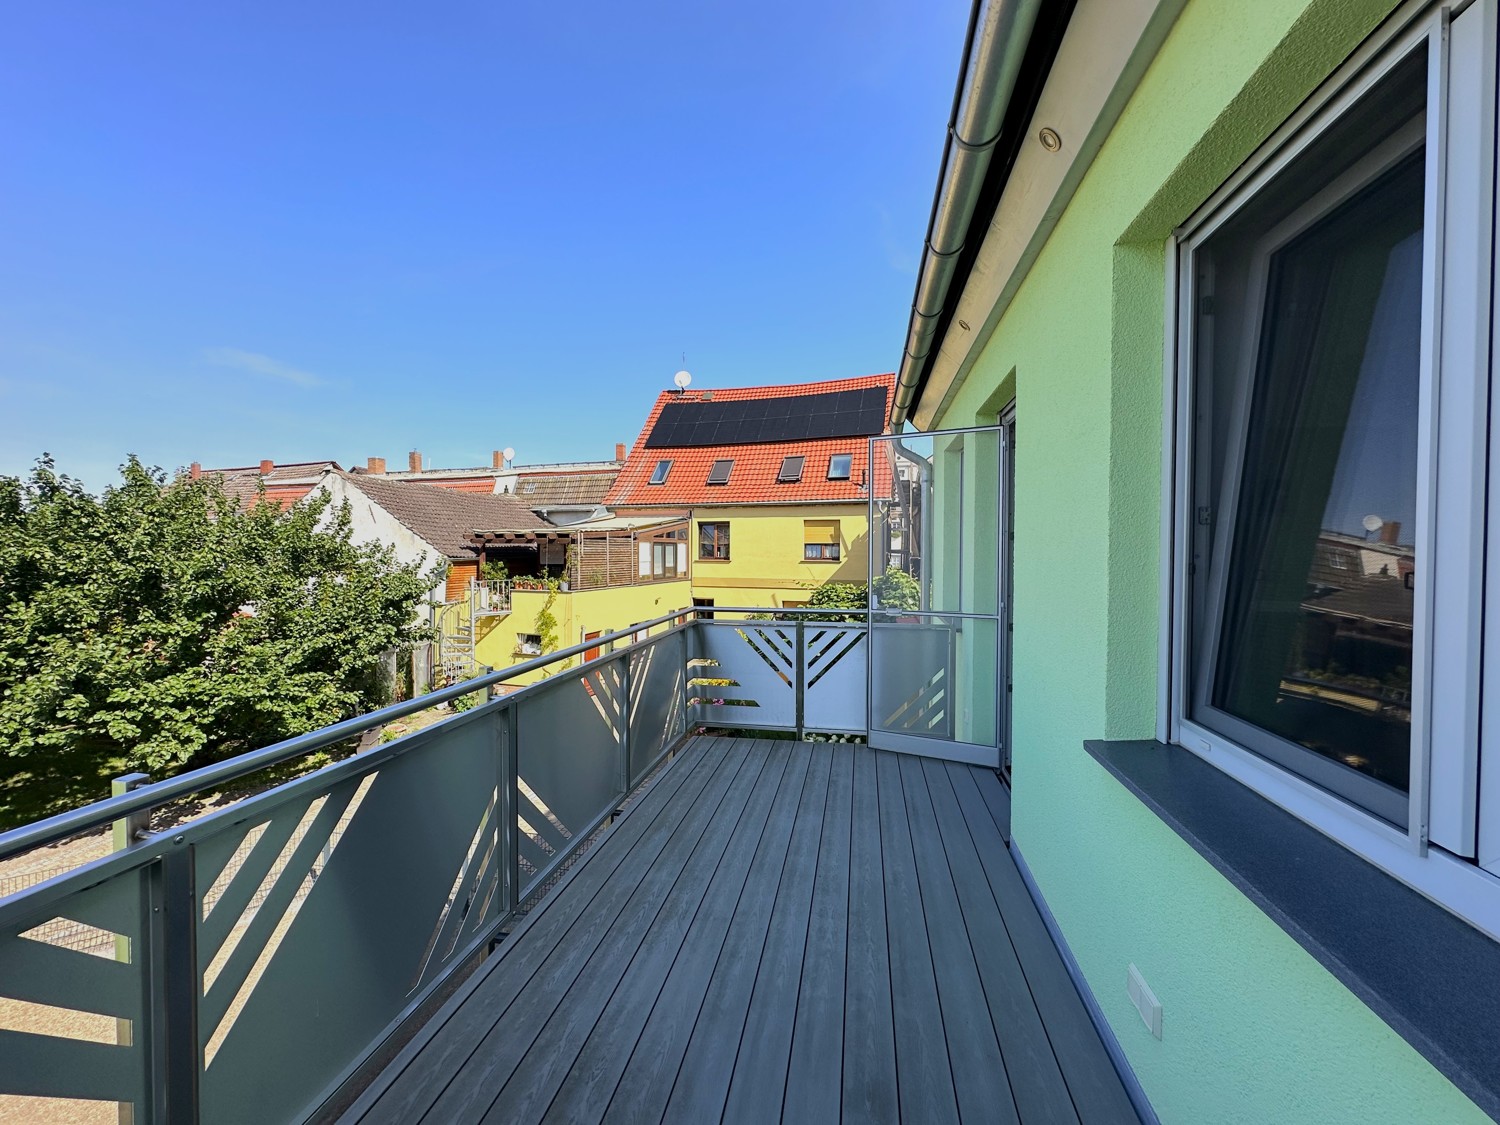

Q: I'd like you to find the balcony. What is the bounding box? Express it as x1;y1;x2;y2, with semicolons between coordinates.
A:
0;610;1139;1124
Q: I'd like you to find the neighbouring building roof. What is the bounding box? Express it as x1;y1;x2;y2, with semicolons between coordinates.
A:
604;373;895;508
363;455;624;497
202;461;341;510
513;467;620;508
338;472;552;559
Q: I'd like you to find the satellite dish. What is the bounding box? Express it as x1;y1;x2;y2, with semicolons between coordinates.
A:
1362;514;1384;533
503;447;516;463
673;370;692;389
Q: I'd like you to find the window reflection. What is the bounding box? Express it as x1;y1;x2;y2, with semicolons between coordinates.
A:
1204;156;1421;803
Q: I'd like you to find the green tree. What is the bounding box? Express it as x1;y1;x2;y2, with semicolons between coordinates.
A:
872;566;921;611
806;580;867;622
0;456;433;777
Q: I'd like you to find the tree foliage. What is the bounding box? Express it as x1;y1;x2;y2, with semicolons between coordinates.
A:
0;456;433;775
872;566;921;611
806;580;867;622
805;566;921;622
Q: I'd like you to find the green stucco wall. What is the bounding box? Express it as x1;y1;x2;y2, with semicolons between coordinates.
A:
932;0;1488;1121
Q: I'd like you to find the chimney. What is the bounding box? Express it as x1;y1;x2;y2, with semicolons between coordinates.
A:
259;459;274;476
1381;520;1402;546
189;462;202;480
367;456;386;474
408;450;422;473
493;450;504;469
615;442;626;461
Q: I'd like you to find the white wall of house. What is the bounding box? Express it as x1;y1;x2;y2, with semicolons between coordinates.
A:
313;472;448;607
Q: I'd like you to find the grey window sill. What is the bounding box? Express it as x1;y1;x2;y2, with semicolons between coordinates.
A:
1085;739;1500;1122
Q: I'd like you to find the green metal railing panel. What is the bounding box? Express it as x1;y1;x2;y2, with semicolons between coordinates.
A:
196;709;505;1125
0;865;152;1115
515;660;629;899
627;631;689;785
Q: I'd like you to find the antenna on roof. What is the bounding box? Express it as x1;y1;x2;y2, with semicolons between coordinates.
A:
503;447;516;469
672;353;692;393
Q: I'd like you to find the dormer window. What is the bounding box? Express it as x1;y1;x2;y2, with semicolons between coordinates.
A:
778;456;805;483
828;453;853;480
707;459;734;485
649;460;672;485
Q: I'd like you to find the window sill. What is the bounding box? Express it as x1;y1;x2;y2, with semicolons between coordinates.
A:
802;558;843;564
1085;739;1500;1119
695;557;731;564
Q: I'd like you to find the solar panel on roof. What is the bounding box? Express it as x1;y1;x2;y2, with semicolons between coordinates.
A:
645;387;885;448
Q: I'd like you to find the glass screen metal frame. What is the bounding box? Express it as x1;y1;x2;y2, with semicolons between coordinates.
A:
867;423;1008;768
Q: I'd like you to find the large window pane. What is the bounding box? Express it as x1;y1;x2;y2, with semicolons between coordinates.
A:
1191;50;1424;821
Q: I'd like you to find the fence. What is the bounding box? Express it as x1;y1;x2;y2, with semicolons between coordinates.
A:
0;607;908;1123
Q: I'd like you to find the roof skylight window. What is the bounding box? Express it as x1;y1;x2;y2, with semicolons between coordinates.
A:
828;453;853;480
707;459;734;485
649;460;672;485
778;456;805;483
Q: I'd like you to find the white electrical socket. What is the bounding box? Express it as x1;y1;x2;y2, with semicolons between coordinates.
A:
1127;963;1163;1039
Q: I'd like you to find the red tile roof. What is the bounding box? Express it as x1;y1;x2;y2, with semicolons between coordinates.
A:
202;461;341;510
605;374;894;508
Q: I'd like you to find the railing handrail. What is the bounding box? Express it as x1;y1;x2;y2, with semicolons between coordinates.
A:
0;604;894;860
0;606;698;861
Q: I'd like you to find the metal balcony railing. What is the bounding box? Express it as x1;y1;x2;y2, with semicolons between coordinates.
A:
470;578;512;615
0;607;906;1124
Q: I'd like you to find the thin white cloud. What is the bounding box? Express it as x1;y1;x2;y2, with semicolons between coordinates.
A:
203;347;325;388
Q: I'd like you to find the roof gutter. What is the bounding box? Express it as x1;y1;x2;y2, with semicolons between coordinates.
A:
892;0;1045;427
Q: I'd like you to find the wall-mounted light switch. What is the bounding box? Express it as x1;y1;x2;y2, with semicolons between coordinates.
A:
1127;963;1163;1039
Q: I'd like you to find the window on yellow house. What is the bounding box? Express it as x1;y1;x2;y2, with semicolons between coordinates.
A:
651;541;679;578
804;520;840;561
699;522;730;560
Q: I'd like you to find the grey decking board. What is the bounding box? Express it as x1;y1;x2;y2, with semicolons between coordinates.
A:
842;745;898;1125
782;744;854;1125
390;737;758;1124
485;740;797;1124
874;750;961;1125
548;742;810;1125
920;759;1080;1125
437;737;777;1124
343;736;733;1124
898;754;1021;1125
350;738;1141;1125
944;762;1140;1125
973;763;1012;841
631;746;818;1125
717;745;836;1125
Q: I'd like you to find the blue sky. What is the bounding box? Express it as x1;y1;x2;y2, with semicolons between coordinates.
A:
0;1;970;488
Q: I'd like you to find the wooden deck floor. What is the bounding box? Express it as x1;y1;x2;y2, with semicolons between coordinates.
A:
342;736;1140;1125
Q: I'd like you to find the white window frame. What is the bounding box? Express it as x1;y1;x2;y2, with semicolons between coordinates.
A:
1165;0;1500;938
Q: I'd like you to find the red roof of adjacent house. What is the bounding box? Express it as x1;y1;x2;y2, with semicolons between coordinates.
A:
200;461;341;510
605;374;894;508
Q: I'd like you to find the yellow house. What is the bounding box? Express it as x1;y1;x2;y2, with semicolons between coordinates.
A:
605;373;894;610
462;517;691;686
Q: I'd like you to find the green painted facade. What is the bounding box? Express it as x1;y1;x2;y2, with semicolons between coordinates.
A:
930;0;1488;1120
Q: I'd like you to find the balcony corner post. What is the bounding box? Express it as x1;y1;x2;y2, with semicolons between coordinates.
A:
499;706;520;916
795;617;806;741
153;845;199;1123
617;655;632;801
